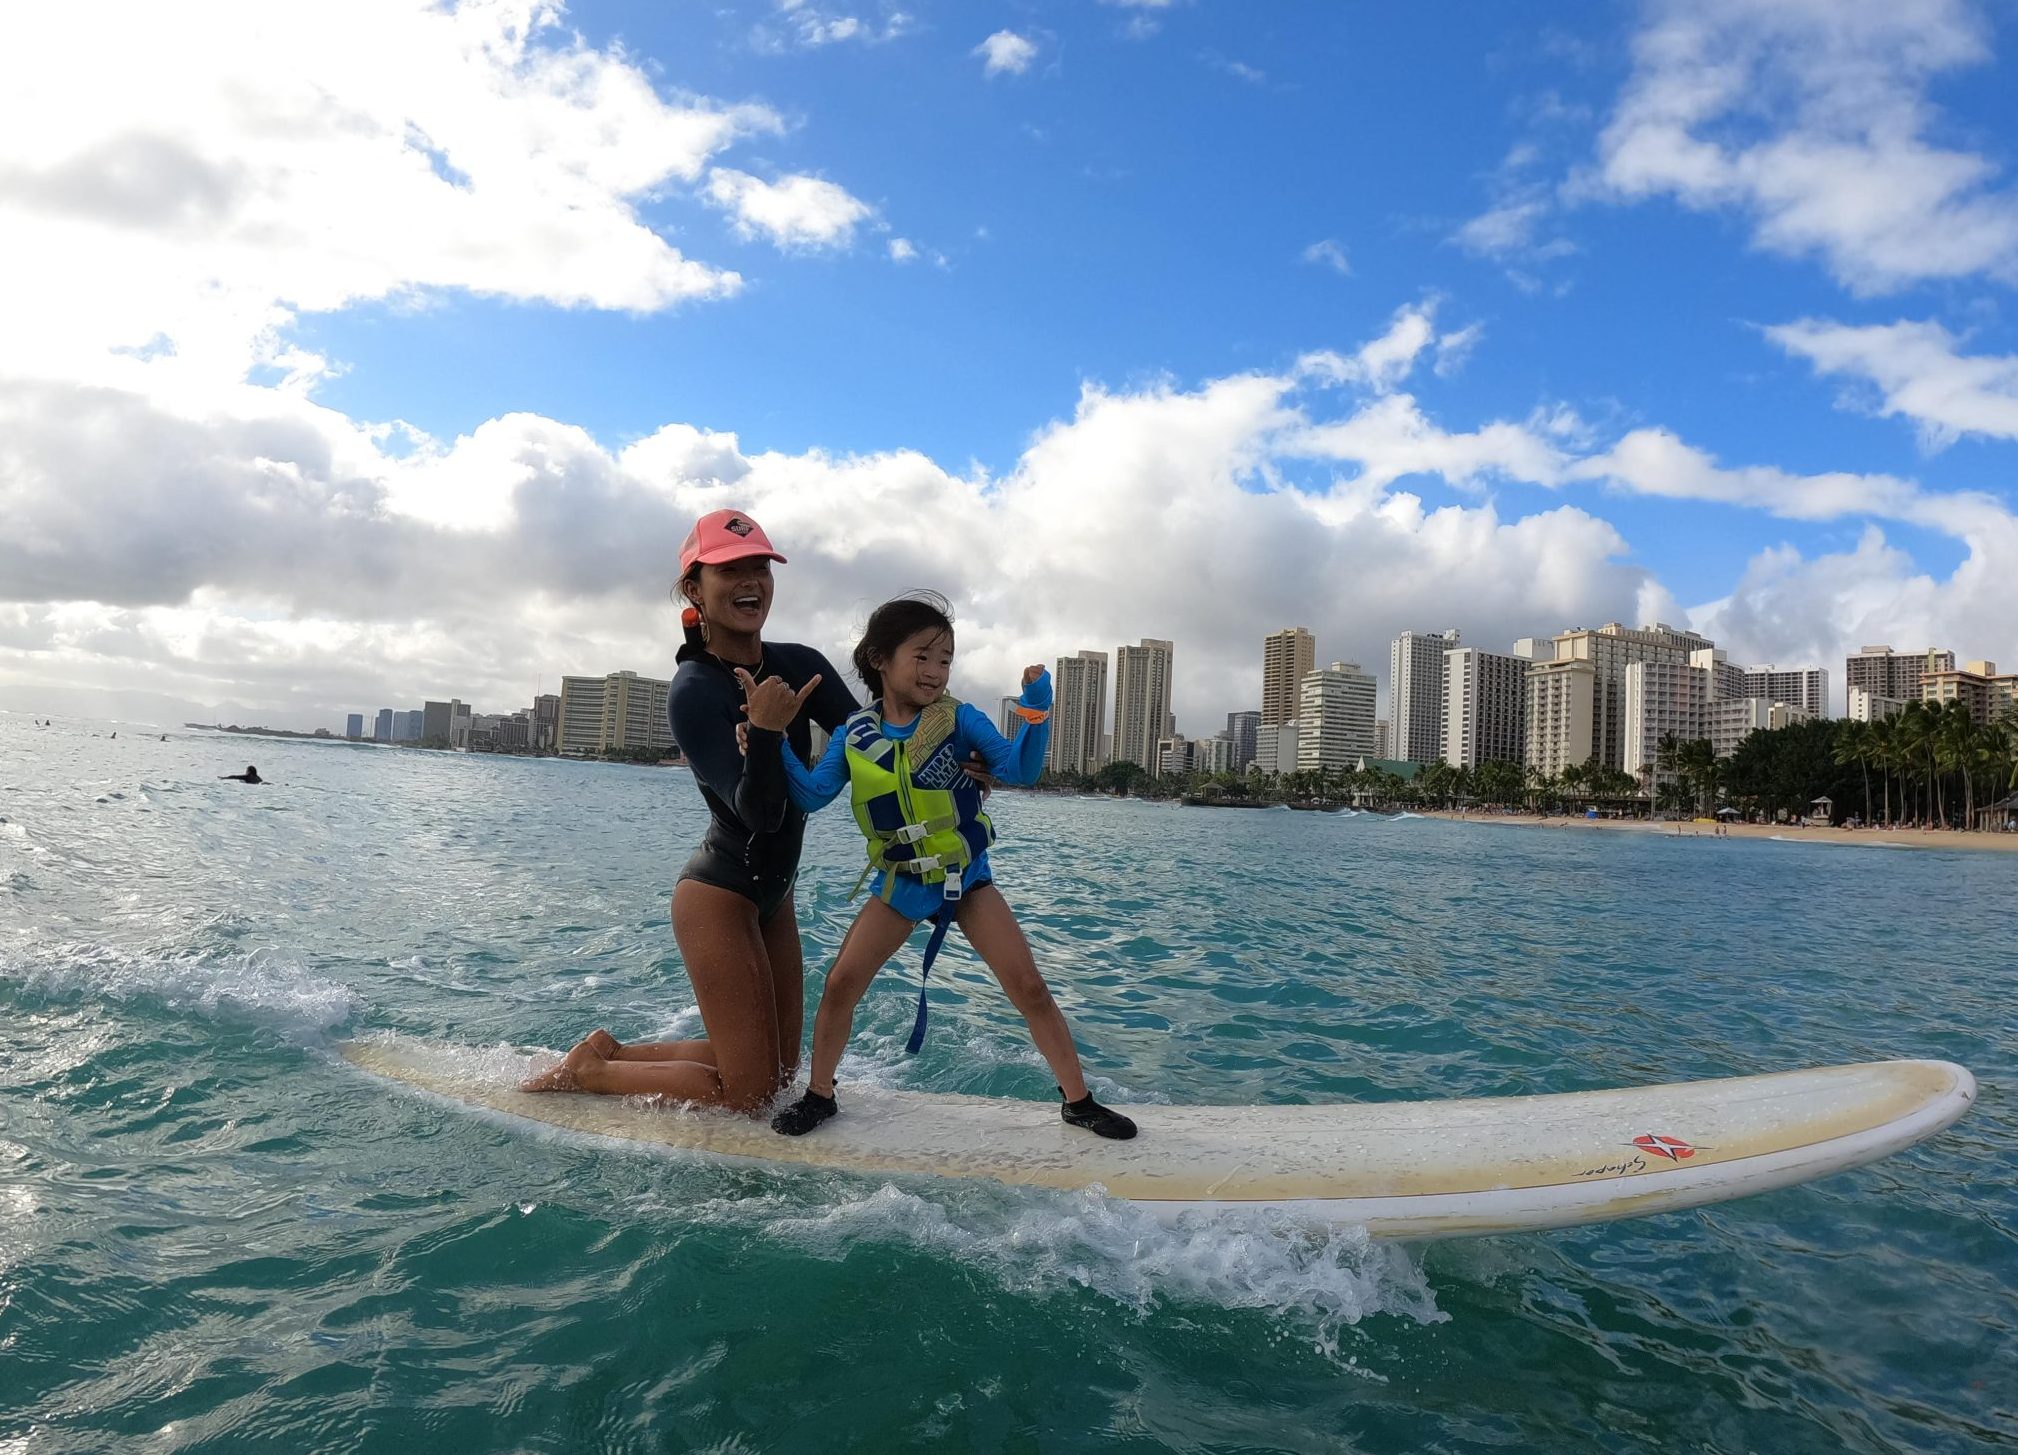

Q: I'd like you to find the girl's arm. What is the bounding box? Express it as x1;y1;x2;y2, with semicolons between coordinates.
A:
782;724;850;813
955;668;1052;786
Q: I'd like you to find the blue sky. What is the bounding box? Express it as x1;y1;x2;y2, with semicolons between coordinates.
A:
297;0;2015;596
4;0;2018;727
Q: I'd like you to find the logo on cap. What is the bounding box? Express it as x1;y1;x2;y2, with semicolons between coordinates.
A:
724;517;754;537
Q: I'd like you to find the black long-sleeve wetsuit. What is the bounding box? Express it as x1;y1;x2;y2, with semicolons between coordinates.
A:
666;639;859;921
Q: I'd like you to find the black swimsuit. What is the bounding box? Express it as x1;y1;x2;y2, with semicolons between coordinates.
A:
667;640;858;921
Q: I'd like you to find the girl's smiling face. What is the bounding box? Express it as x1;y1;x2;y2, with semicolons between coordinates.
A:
876;626;954;713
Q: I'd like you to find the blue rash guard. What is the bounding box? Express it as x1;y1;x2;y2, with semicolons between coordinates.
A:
781;669;1052;922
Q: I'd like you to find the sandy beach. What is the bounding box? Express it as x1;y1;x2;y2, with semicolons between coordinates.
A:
1420;809;2018;855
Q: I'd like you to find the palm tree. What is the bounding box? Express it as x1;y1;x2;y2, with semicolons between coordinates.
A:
1677;737;1718;818
1833;718;1873;824
1871;712;1905;824
1932;699;1975;827
1893;702;1935;824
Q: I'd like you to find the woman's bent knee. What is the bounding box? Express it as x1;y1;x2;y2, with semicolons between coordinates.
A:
718;1072;780;1114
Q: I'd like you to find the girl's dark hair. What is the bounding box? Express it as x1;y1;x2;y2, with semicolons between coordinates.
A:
854;592;955;699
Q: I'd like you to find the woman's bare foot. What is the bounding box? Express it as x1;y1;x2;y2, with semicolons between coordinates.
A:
519;1040;604;1092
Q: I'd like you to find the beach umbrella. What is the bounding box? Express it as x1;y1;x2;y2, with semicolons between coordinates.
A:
1716;806;1739;817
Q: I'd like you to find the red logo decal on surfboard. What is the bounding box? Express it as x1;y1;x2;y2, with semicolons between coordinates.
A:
1630;1133;1698;1161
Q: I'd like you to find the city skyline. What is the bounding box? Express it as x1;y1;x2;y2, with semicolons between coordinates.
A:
330;624;2011;766
5;6;2018;737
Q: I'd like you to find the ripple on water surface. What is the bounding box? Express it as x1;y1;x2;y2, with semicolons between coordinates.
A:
0;720;2011;1452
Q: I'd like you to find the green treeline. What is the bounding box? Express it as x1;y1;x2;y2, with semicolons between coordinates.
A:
1039;699;2018;825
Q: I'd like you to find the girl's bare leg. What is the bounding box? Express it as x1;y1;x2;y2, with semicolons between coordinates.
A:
954;884;1089;1102
802;899;917;1097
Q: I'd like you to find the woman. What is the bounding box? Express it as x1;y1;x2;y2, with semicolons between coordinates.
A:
524;508;856;1108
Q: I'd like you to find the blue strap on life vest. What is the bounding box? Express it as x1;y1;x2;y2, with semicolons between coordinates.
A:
905;905;956;1054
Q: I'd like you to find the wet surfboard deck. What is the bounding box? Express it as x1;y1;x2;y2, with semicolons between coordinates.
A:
339;1037;1975;1240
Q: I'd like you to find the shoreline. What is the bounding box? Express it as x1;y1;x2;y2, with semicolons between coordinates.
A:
1418;809;2018;855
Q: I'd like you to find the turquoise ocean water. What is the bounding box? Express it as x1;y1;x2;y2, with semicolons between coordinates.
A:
2;715;2012;1453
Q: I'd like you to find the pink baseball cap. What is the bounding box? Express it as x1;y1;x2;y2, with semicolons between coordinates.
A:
678;509;787;575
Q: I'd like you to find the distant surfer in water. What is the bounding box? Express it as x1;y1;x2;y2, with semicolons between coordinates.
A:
220;765;262;783
767;592;1134;1140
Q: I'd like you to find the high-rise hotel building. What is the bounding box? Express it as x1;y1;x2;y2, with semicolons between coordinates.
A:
1622;645;1819;778
1621;659;1720;779
1047;650;1109;775
1845;645;1954;707
559;670;676;757
1390;629;1460;765
1296;662;1377;772
1261;628;1315;727
1552;622;1712;771
1442;648;1527;769
1741;665;1828;720
1112;639;1174;774
1524;657;1596;777
1922;660;2014;725
1224;710;1260;771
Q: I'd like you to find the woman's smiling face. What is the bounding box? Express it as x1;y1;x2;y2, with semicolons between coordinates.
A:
691;556;774;636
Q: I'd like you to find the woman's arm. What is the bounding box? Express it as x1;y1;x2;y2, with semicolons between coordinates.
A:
782;726;850;813
669;675;789;832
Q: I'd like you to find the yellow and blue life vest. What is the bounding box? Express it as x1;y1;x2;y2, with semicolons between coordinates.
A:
842;697;994;903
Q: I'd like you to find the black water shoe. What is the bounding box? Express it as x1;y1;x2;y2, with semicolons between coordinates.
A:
771;1088;838;1137
1060;1089;1137;1140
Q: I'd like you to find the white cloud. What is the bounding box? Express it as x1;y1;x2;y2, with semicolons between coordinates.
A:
888;238;919;263
1454;198;1549;258
704;168;876;250
975;31;1038;78
757;1;913;51
0;327;1645;731
0;1;793;385
1589;0;2018;293
1297;302;1490;395
1301;239;1352;275
1202;52;1266;85
6;294;2014;732
1286;393;1572;493
1764;317;2018;449
1433;323;1484;378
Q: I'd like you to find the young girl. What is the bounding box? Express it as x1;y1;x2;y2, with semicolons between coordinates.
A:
769;593;1136;1141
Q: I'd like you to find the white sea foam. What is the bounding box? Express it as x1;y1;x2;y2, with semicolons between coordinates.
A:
757;1181;1443;1355
1;942;360;1039
1767;834;1910;849
351;1033;1434;1351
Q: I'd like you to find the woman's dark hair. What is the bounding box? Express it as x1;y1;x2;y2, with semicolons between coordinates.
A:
674;567;705;651
854;592;955;699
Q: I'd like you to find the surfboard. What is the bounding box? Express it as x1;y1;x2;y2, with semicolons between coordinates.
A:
339;1038;1975;1240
